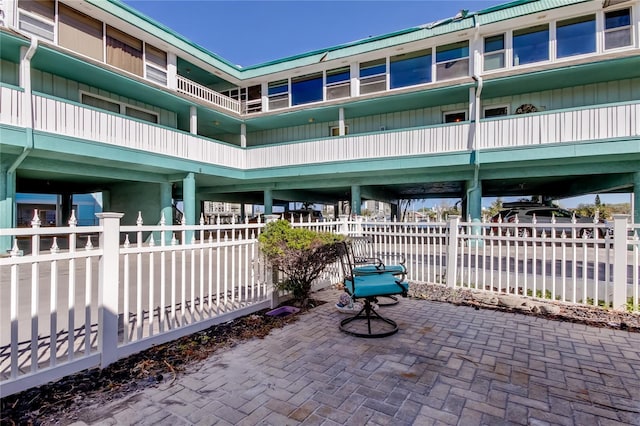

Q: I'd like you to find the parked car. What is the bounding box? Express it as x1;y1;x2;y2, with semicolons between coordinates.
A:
490;203;605;237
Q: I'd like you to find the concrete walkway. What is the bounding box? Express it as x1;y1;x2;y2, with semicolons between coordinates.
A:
68;289;640;425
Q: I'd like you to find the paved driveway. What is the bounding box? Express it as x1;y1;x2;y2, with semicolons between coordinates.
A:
67;289;640;425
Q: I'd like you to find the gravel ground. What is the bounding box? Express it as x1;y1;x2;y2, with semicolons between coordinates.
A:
1;284;638;424
409;282;640;332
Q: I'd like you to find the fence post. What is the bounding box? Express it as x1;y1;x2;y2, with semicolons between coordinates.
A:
611;214;629;311
96;212;124;367
446;215;460;288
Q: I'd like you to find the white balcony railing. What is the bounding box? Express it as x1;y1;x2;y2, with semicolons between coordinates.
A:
1;85;638;171
176;75;241;114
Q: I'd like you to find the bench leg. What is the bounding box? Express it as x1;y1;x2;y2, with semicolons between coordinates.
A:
339;297;399;338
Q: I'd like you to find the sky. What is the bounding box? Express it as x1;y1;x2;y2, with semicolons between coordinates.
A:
121;0;632;209
123;0;501;67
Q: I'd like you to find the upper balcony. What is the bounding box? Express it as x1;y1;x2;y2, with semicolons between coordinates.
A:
1;84;638;175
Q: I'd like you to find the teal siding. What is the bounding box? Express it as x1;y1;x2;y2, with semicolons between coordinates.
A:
484;78;640;114
246;102;468;146
0;59;19;86
30;69;178;128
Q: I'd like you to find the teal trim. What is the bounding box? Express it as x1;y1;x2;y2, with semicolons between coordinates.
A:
0;82;23;91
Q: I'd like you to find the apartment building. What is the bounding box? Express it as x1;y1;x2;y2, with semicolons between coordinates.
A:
1;0;639;250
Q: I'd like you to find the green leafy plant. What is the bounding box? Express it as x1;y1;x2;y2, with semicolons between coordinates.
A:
259;220;344;307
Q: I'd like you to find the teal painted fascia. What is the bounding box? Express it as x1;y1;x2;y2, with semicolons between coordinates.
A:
480;138;640;166
243;150;474;180
30;131;246;180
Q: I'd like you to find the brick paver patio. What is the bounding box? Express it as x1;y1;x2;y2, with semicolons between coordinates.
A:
68;289;640;425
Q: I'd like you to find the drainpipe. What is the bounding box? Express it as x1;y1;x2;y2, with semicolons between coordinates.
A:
465;19;482;213
8;38;38;175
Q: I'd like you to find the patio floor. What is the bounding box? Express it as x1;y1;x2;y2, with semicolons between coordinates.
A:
67;289;640;425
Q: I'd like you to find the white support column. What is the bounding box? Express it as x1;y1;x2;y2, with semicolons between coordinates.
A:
338;107;345;136
167;52;177;90
261;82;269;112
446;215;460;288
350;63;359;97
189;106;197;135
96;212;124;368
240;123;247;147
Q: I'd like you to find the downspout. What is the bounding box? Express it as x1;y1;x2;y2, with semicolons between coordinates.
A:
465;17;482;213
8;37;38;174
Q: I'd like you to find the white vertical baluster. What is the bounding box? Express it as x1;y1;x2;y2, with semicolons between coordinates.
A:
171;233;177;327
224;233;229;310
190;230;196;321
123;235;130;343
561;232;567;302
68;211;77;360
160;214;166;331
208;231;214;316
8;240;21;381
148;233;155;336
50;238;60;367
216;218;221;314
181;217;186;324
136;212;143;340
30;210;41;372
582;232;588;305
85;235;93;355
199;215;205;317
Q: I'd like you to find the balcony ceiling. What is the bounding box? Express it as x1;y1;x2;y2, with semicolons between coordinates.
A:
483;55;640;99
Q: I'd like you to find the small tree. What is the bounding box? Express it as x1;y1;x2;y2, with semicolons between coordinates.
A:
259;220;344;307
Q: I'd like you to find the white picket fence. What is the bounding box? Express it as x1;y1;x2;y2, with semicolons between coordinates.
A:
0;213;638;397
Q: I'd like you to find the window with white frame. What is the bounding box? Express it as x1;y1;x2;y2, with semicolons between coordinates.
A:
513;24;549;66
604;8;632;50
484;34;505;71
483;105;509;118
292;72;323;106
17;0;55;41
145;44;167;86
557;15;596;58
436;41;469;81
359;59;386;94
443;110;467;123
390;49;432;89
326;67;350;100
80;92;159;124
268;80;289;110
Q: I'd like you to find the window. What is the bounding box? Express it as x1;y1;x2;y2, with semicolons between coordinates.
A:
81;92;159;124
268;80;289;110
444;111;466;123
58;4;104;61
292;73;322;106
18;0;55;41
145;44;167;85
81;93;120;113
484;34;505;71
436;42;469;81
326;67;350;100
330;126;349;137
604;8;632;49
106;26;143;76
390;49;432;89
513;25;549;65
483;105;509;118
557;15;595;58
360;59;386;94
